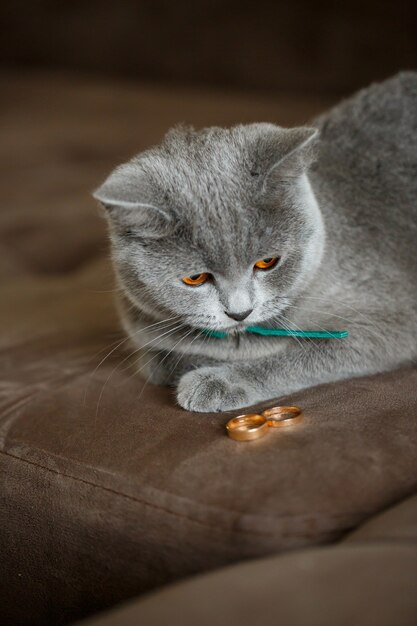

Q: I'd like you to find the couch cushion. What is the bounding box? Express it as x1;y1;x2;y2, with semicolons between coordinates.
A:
77;546;417;626
344;492;417;544
75;494;417;626
1;72;416;626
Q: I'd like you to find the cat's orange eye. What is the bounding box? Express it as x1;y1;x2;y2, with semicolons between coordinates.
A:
254;257;279;270
182;272;210;286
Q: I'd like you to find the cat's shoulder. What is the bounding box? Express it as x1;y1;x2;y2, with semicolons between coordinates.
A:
314;71;417;139
311;72;417;182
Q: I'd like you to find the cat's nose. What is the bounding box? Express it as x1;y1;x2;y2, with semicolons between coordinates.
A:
225;309;253;322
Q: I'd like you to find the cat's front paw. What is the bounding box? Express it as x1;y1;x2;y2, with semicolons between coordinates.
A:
177;366;252;412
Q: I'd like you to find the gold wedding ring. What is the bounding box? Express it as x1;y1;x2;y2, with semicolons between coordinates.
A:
226;405;303;441
262;405;303;427
226;414;269;441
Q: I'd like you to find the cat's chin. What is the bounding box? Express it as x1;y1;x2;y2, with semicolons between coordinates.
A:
187;320;249;333
204;324;250;334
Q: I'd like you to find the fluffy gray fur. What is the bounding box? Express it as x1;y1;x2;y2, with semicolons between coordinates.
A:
94;72;417;412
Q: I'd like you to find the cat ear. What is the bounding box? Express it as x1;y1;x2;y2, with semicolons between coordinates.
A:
253;125;319;186
93;165;172;239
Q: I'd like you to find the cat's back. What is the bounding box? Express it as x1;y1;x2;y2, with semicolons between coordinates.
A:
311;72;417;228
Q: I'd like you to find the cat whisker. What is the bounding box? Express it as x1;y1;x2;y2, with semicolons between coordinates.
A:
86;333;126;364
131;326;198;405
282;305;355;336
86;315;176;369
292;294;382;331
284;303;357;326
115;322;187;376
94;322;186;417
118;320;189;375
285;302;385;346
86;315;179;387
130;325;198;378
269;313;311;355
166;327;206;380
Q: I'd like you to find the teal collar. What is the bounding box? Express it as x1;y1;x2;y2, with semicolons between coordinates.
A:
203;326;349;339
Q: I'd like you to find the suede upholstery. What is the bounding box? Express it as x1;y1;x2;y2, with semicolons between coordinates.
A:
1;72;416;625
76;494;417;626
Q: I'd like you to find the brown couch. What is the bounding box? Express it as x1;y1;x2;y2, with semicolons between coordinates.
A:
1;71;416;626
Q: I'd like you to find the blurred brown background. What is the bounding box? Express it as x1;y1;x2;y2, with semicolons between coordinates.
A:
1;0;417;95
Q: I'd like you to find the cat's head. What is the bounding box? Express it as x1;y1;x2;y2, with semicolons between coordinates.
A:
94;123;324;332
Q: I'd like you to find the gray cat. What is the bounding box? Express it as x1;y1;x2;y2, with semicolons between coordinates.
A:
94;72;417;412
